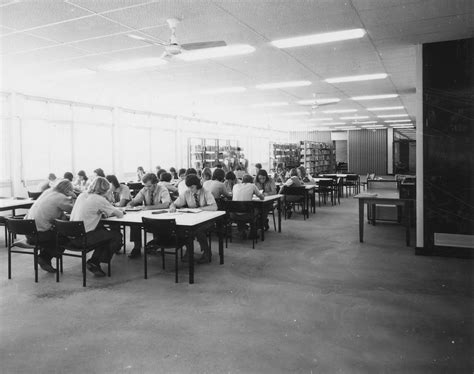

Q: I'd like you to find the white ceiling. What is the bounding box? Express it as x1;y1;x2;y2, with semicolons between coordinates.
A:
1;0;473;131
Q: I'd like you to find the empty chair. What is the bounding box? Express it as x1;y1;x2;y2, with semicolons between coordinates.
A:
316;180;335;206
344;174;360;196
6;218;40;282
142;217;186;283
54;220;112;287
224;200;260;249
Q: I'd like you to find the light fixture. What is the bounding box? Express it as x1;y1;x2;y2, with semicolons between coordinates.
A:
324;122;346;125
199;86;246;95
377;114;409;118
351;94;399;100
335;126;356;129
325;73;387;83
352;120;377;124
177;44;255;61
340;115;369;120
322;109;358;114
389;123;414;127
306;117;333;121
392;125;415;128
100;57;167;71
271;28;366;48
367;106;404;111
296;98;340;105
251;102;289;108
256;80;311;89
361;124;384;128
281;111;310;116
384;119;412;123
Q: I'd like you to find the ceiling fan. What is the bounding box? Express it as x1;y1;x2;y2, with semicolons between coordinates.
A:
298;93;340;115
128;18;227;59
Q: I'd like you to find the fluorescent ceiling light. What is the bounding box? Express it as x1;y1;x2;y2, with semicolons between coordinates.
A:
384;119;412;123
392;125;415;128
281;111;310;116
322;109;357;114
324;122;346;125
127;34;147;41
256;80;311;89
340;115;369;120
389;123;414;127
271;28;366;48
200;86;246;95
335;126;356;129
49;68;96;78
251;102;289;108
361;124;384;128
367;106;404;111
377;114;409;118
178;44;255;61
352;120;377;124
306;117;333;121
351;94;399;100
100;57;167;71
325;73;387;84
297;98;340;105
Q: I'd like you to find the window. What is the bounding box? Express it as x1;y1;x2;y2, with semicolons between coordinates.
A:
74;123;113;175
121;126;151;173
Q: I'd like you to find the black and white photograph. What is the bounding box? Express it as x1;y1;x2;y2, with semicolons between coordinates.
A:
0;0;472;373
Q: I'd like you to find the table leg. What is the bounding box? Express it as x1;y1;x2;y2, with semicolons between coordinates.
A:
217;219;224;264
359;199;364;242
188;235;194;284
277;198;282;232
405;201;410;247
260;205;265;242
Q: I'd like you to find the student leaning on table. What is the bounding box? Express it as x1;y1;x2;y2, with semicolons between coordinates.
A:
106;174;132;207
127;173;171;259
282;168;303;219
169;174;217;264
70;177;124;277
254;169;276;231
25;179;75;273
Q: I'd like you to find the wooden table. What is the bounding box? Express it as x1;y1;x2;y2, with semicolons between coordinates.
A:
103;210;226;284
354;190;414;246
0;198;34;213
252;194;283;241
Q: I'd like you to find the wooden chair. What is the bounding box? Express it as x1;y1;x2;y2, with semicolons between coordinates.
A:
27;191;43;200
142;217;186;283
6;218;41;283
224;201;260;249
54;220;112;287
281;186;308;220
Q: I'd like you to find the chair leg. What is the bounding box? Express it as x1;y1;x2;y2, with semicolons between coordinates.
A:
108;260;111;277
272;210;276;231
161;248;165;269
144;248;148;279
8;243;12;280
56;256;60;282
175;249;179;283
82;251;86;287
4;225;7;248
34;247;38;283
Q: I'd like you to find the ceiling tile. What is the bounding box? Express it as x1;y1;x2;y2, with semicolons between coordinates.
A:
0;33;57;54
67;0;152;14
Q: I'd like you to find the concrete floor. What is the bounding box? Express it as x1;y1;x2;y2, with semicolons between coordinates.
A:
0;197;472;373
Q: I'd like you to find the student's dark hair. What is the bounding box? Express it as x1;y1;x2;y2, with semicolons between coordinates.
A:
137;166;145;172
242;174;254;183
236;166;242;171
160;172;172;182
106;175;120;189
142;173;158;185
94;168;105;177
157;169;167;180
169;167;178;179
77;170;88;181
202;168;212;180
255;163;262;169
289;168;298;177
178;168;186;177
212;168;225;182
185;168;197;176
225;171;236;181
63;172;74;181
48;173;56;181
256;169;269;183
215;163;223;169
185;174;202;189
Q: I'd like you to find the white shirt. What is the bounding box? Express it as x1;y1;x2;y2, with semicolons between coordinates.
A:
232;183;264;201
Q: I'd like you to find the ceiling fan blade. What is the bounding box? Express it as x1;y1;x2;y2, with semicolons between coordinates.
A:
127;34;167;47
317;101;339;106
181;41;227;50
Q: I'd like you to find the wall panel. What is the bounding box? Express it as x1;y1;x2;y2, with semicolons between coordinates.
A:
348;129;387;175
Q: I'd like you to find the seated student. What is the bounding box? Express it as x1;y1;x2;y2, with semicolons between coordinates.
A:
37;173;58;192
203;168;232;202
74;170;89;192
25;180;75;273
127;173;171;258
157;168;167;181
297;165;315;184
254;163;262;176
158;172;178;197
169;167;178;180
201;167;212;185
282;168;303;218
272;163;286;183
169;174;217;264
234;166;246;180
178;168;197;196
70;177;123;276
63;172;74;182
106;175;132;207
232;174;264;239
255;169;276;230
93;168;105;178
136;166;146;182
224;171;238;195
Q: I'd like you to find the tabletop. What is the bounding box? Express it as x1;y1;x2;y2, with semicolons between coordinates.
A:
103;209;226;226
354;189;402;200
252;194;283;202
0;198;34;210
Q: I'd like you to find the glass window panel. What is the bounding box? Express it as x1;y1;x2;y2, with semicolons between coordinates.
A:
23;99;48;118
122;127;151;173
50;122;72;174
22;119;50;180
49;103;72;121
74;123;113;175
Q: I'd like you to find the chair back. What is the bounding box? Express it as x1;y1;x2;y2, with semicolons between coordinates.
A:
318;179;333;188
142;217;178;246
28;191;42;200
346;174;359;182
127;182;143;197
54;220;86;240
224;200;255;214
6;218;37;236
281;186;306;197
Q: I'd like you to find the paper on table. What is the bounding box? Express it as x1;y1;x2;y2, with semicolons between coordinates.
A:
177;208;202;213
125;206;143;211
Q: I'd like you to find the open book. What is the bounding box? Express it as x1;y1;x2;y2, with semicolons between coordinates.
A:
177;208;202;213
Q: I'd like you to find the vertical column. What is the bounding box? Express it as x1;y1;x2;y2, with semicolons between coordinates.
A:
415;44;424;249
387;127;394;174
9;93;26;196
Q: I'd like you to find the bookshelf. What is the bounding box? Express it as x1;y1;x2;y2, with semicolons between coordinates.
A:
299;141;335;175
189;138;241;170
270;142;300;171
